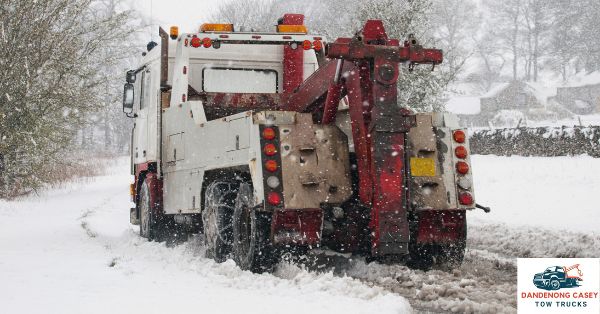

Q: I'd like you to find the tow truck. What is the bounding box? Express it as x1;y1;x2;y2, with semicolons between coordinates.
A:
122;14;476;272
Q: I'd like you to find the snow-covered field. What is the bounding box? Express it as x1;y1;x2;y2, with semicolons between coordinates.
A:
1;155;598;314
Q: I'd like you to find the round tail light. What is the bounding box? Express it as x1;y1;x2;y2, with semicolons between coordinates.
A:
262;127;276;140
267;192;281;205
459;192;474;205
202;37;212;48
456;161;469;174
263;143;277;156
264;160;278;172
313;40;323;51
302;40;312;50
455;146;468;159
191;37;201;48
453;130;466;143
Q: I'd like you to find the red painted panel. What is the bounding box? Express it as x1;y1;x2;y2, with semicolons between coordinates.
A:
272;208;322;246
416;210;466;244
283;45;304;94
281;14;304;26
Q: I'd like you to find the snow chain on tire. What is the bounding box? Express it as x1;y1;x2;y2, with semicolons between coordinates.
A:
233;183;277;273
202;180;239;263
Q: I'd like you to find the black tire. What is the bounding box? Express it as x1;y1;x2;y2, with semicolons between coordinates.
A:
549;279;561;290
407;244;435;270
232;183;276;273
437;240;466;269
202;180;238;263
139;178;177;243
139;180;161;241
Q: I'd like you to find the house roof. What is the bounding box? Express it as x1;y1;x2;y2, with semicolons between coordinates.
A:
481;83;510;98
562;71;600;88
445;97;481;115
481;81;553;106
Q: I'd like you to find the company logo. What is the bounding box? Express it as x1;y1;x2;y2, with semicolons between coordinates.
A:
518;258;600;314
532;264;583;290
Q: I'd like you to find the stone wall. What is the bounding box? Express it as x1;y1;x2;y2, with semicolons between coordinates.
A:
470;126;600;157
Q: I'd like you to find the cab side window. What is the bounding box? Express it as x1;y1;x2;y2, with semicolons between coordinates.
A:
140;70;151;110
134;72;142;111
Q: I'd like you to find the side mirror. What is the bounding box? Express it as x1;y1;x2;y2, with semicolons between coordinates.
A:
123;83;135;115
126;70;136;84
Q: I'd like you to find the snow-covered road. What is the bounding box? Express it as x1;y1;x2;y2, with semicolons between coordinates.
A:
1;155;598;314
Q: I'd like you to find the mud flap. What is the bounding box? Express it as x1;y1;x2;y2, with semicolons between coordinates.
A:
378;211;409;255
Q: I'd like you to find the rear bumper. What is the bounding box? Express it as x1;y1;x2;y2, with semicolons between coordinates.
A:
271;208;323;246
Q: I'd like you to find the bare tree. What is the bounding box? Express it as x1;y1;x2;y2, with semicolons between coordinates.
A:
0;0;138;197
483;0;521;81
430;0;479;81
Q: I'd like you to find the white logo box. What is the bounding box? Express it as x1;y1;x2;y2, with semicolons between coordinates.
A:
517;258;600;314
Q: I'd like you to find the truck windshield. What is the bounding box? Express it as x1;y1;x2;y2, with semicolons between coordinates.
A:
203;68;278;93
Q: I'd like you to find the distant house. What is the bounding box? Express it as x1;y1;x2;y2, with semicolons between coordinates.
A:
479;80;552;120
446;80;555;127
550;71;600;115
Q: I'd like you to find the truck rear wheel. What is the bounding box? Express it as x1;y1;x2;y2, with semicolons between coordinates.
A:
233;183;276;273
202;181;238;263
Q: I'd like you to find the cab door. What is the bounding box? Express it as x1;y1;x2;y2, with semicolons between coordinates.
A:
133;68;151;165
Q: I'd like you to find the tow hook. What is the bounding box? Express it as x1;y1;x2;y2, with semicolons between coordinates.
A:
476;203;491;213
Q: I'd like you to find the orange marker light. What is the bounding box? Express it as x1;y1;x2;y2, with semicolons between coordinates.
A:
200;23;234;32
169;26;179;40
277;25;308;33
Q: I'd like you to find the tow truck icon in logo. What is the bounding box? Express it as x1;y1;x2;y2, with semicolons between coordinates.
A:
533;264;583;290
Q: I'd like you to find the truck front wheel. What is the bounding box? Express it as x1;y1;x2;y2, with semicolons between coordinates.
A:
233;183;276;273
202;181;238;263
139;179;163;241
550;279;561;290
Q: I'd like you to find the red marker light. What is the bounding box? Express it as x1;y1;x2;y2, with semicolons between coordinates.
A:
202;37;212;48
456;161;469;174
302;40;312;50
313;40;322;51
453;130;466;143
455;146;468;159
191;37;201;48
267;192;281;205
263;143;277;156
459;192;474;205
262;127;276;140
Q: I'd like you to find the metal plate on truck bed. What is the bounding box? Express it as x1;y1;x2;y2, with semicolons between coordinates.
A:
410;157;436;177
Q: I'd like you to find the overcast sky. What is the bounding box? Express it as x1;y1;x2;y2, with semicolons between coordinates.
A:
129;0;223;39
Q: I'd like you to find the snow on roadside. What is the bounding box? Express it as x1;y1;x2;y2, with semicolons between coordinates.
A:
0;157;412;314
469;154;600;233
2;154;598;314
